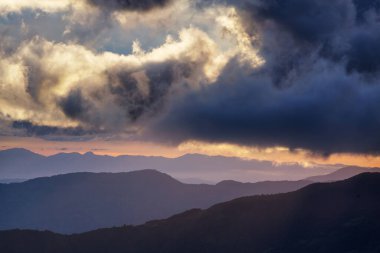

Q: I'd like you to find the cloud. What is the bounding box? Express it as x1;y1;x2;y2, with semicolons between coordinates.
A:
0;19;262;136
87;0;172;12
0;0;71;14
353;0;380;21
1;0;380;155
12;120;89;137
150;59;380;155
346;25;380;74
245;0;355;43
0;0;174;15
145;0;380;155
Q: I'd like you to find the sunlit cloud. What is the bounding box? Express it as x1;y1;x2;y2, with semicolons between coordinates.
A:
178;141;380;168
0;0;71;14
0;1;264;138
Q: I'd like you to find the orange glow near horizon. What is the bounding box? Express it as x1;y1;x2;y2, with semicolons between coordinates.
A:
1;137;380;168
0;136;184;158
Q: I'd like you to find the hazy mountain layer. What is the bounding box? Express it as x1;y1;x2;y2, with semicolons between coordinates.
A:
1;173;379;253
306;166;380;182
0;148;339;182
0;170;310;233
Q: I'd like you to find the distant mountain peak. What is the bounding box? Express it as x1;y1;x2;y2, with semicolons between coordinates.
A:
216;180;241;186
305;166;380;182
178;153;209;159
0;148;43;158
0;148;36;154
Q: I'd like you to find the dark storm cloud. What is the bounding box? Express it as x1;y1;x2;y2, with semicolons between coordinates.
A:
245;0;355;43
205;0;380;86
353;0;380;21
236;0;380;75
12;121;90;137
147;0;380;155
346;27;380;74
151;60;380;155
87;0;172;12
199;0;355;88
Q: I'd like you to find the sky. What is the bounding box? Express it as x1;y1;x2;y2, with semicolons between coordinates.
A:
1;0;380;168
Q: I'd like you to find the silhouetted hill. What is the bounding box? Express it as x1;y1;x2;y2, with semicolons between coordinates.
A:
0;170;310;233
1;173;379;253
306;166;380;182
0;148;339;182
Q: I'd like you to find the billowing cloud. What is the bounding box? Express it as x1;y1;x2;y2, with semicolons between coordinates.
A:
147;0;380;155
1;0;380;155
0;11;263;136
150;60;380;155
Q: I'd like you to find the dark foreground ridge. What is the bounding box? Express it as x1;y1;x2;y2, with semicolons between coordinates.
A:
1;173;380;253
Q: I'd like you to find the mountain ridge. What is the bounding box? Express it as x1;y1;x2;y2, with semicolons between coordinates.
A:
305;166;380;182
0;148;342;182
0;169;312;233
1;173;379;253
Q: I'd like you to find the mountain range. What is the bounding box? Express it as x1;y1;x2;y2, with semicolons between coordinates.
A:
0;148;339;182
0;170;311;233
1;148;379;234
1;173;379;253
